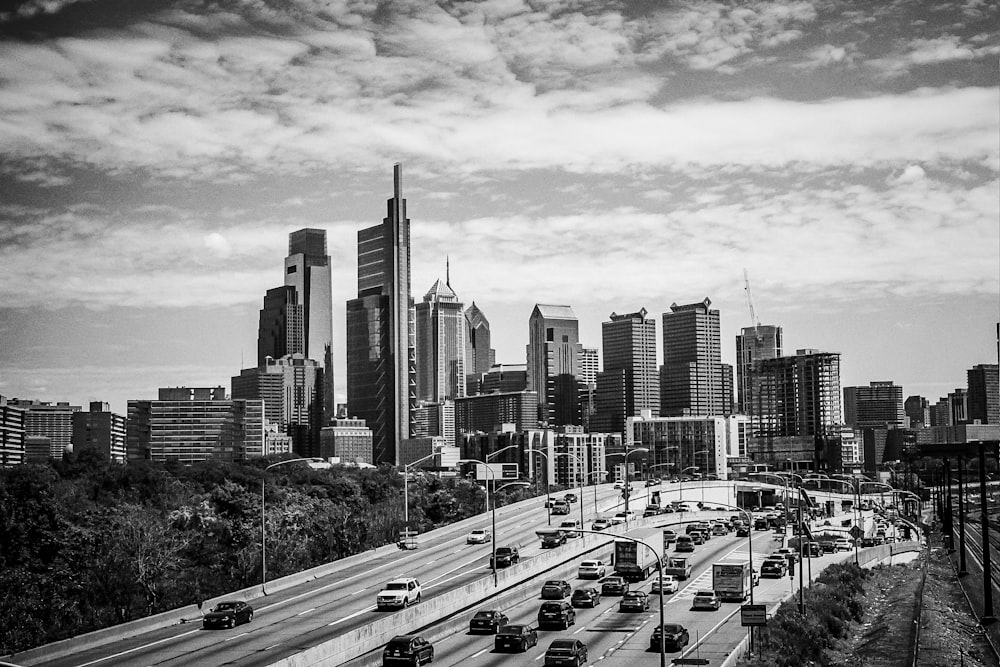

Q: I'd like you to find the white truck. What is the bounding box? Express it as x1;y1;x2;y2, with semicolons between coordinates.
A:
712;562;752;602
613;539;659;582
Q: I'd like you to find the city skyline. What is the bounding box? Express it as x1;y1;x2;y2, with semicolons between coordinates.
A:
0;1;997;415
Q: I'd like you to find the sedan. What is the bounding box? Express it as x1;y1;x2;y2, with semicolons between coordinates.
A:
544;639;588;667
651;575;679;594
691;590;721;611
619;591;650;612
466;529;492;544
591;519;612;531
469;610;508;634
570;587;601;608
650;623;690;652
578;560;606;578
202;601;253;629
601;576;629;596
494;624;538;652
541;580;572;600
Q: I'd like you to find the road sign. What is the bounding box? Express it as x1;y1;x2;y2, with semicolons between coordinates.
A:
472;463;520;481
849;524;864;540
741;604;767;627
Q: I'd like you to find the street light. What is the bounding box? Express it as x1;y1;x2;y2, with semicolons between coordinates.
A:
555;451;587;530
403;452;439;528
528;448;554;525
678;465;700;515
262;457;316;594
458;457;529;586
693;450;709;503
825;477;861;566
607;447;649;522
586;469;608;522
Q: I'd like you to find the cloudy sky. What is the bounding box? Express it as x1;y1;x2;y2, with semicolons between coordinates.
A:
0;0;997;416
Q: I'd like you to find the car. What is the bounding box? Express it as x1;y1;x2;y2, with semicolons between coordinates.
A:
609;514;626;525
613;481;624;489
537;601;576;629
541;580;572;599
650;623;690;651
601;576;629;596
541;532;568;548
613;510;637;523
691;590;721;611
578;559;606;579
382;635;434;666
775;547;799;563
544;639;588;666
860;537;876;547
494;624;538;652
551;501;571;515
491;545;519;568
690;532;705;545
643;507;660;518
559;520;581;537
677;503;691;512
563;493;578;503
376;577;422;609
674;535;695;552
202;601;253;629
662;530;677;544
466;529;492;544
570;587;602;608
619;590;650;612
469;609;508;634
591;518;612;531
711;523;728;535
685;523;702;534
651;574;679;594
736;525;750;537
761;557;787;578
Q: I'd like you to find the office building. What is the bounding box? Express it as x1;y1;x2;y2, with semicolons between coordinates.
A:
415;278;466;403
0;396;25;466
626;414;747;480
71;402;127;463
904;395;930;428
455;391;538;435
9;399;81;460
319;417;373;464
127;388;263;462
967;364;999;425
735;324;783;415
579;347;599;387
412;400;456;445
593;309;659;434
257;286;303;364
526;304;582;427
479;364;528;394
346;164;416;465
232;354;324;458
843;381;905;429
464;302;495;395
750;349;842;470
660;299;733;417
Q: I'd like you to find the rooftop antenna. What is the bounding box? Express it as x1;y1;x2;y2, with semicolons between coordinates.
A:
446;256;450;288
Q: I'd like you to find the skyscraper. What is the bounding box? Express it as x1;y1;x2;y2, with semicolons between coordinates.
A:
967;364;999;425
904;395;930;428
464;302;495;395
660;298;733;417
843;381;905;429
593;309;659;434
735;324;782;415
346;164;415;465
526;304;581;427
415;278;466;402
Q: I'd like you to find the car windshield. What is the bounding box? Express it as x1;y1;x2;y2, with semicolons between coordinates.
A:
549;640;576;649
385;583;407;590
498;625;524;635
473;611;494;619
624;592;642;598
214;603;236;611
545;581;563;586
496;547;512;554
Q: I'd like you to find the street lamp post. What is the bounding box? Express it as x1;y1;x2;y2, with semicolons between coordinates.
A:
586;469;609;522
403;452;439;529
529;448;553;525
693;450;709;504
826;478;861;566
554;451;587;530
607;448;649;522
262;457;316;594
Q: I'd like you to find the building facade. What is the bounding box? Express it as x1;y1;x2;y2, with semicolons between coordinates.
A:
526;304;582;427
967;364;999;425
735;324;783;415
346;164;416;465
660;299;733;417
455;391;539;435
0;396;25;466
904;395;930;428
319;417;373;464
71;402;127;463
479;364;528;394
464;302;495;395
626;414;748;481
593;309;659;435
415;279;466;403
843;381;905;429
9;399;81;460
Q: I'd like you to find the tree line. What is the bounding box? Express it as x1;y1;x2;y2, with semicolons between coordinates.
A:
0;450;538;655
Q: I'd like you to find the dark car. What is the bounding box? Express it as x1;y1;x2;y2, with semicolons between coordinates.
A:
690;532;705;545
537;601;576;629
650;623;690;651
541;532;568;548
382;635;434;666
544;639;588;666
570;587;601;608
564;493;578;503
601;576;629;596
495;624;538;652
619;591;650;612
541;580;572;599
202;601;253;629
469;609;509;634
736;525;750;537
490;545;520;568
761;558;786;578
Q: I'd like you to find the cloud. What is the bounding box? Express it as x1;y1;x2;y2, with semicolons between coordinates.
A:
888;164;926;185
868;34;1000;77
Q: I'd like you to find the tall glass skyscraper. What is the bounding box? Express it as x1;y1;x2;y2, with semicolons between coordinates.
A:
464;302;495;395
346;164;415;465
415;278;466;402
593;309;659;434
526;304;581;426
660;298;733;417
735;324;783;416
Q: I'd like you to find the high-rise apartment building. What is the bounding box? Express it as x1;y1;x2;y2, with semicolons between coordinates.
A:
579;347;599;387
464;302;495;395
526;304;582;427
593;309;659;434
9;399;81;460
967;364;999;425
904;395;930;428
415;279;466;402
660;299;733;417
71;401;127;463
127;388;263;462
843;381;905;429
0;396;25;466
735;324;783;415
346;164;416;465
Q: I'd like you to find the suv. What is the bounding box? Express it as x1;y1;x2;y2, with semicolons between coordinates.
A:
376;578;421;609
760;557;787;578
537;601;576;629
382;635;434;666
491;545;520;568
651;623;689;651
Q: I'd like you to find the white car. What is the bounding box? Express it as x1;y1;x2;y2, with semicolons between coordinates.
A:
651;575;679;594
591;518;612;531
578;560;607;579
834;538;852;551
466;529;492;544
376;577;422;609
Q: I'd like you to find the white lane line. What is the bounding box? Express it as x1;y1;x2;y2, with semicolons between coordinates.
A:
264;643;283;650
297;608;315;616
472;647;489;657
573;626;586;634
349;589;365;595
225;632;249;641
328;606;374;626
72;630;202;667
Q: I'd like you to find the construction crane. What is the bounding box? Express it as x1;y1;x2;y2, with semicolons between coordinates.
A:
744;268;762;341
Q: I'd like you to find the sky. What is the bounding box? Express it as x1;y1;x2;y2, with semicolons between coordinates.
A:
0;0;997;417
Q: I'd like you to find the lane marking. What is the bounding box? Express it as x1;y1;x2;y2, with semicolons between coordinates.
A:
328;607;374;626
297;608;315;616
72;630;202;667
472;647;489;657
225;632;249;642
